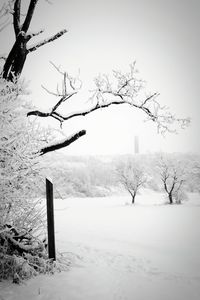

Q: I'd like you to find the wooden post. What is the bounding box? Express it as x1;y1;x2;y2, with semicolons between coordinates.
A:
46;178;56;261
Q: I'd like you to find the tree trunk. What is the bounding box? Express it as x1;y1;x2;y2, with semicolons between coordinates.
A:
2;32;28;81
131;192;136;204
168;193;173;204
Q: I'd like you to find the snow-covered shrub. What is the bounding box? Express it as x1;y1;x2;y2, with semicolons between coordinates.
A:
0;76;54;281
174;189;188;204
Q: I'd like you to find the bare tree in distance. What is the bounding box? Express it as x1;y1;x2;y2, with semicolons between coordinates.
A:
158;155;187;204
0;0;190;155
116;159;146;204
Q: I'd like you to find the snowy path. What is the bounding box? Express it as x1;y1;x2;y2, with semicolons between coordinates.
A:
1;192;200;300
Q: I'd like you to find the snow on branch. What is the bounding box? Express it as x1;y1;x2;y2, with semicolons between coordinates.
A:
39;130;86;155
27;29;44;39
27;62;190;134
27;29;67;53
89;63;190;134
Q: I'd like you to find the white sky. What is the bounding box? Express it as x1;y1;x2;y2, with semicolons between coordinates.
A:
1;0;200;155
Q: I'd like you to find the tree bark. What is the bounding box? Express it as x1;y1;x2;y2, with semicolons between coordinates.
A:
131;192;136;204
168;193;173;204
2;31;28;81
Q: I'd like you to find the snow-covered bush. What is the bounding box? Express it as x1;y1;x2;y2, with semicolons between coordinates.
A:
0;76;54;281
174;189;188;204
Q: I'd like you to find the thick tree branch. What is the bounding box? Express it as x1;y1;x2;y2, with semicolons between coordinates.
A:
61;100;127;121
27;100;126;122
27;110;50;118
39;130;86;155
27;94;159;125
13;0;21;37
27;29;67;53
21;0;39;33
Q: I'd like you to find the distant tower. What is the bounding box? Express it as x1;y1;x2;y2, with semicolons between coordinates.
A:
134;135;139;154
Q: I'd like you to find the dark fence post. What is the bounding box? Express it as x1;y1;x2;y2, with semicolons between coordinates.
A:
46;178;56;261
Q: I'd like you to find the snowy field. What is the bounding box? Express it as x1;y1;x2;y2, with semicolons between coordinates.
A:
1;190;200;300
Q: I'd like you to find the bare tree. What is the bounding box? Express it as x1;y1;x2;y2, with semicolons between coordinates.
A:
158;155;186;204
1;0;67;81
117;159;146;204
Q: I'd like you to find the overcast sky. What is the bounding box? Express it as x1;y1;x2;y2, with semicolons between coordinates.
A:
1;0;200;155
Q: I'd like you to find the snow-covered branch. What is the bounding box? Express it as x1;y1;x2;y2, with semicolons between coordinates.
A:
27;63;190;134
91;64;190;133
27;29;67;53
39;130;86;155
27;29;44;39
28;65;81;125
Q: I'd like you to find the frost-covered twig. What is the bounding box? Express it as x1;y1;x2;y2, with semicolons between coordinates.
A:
28;63;190;134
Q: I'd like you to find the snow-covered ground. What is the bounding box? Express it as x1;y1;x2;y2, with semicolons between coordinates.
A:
1;190;200;300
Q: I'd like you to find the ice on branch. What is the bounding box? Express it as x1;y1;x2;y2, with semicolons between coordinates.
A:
27;62;189;139
90;63;190;134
